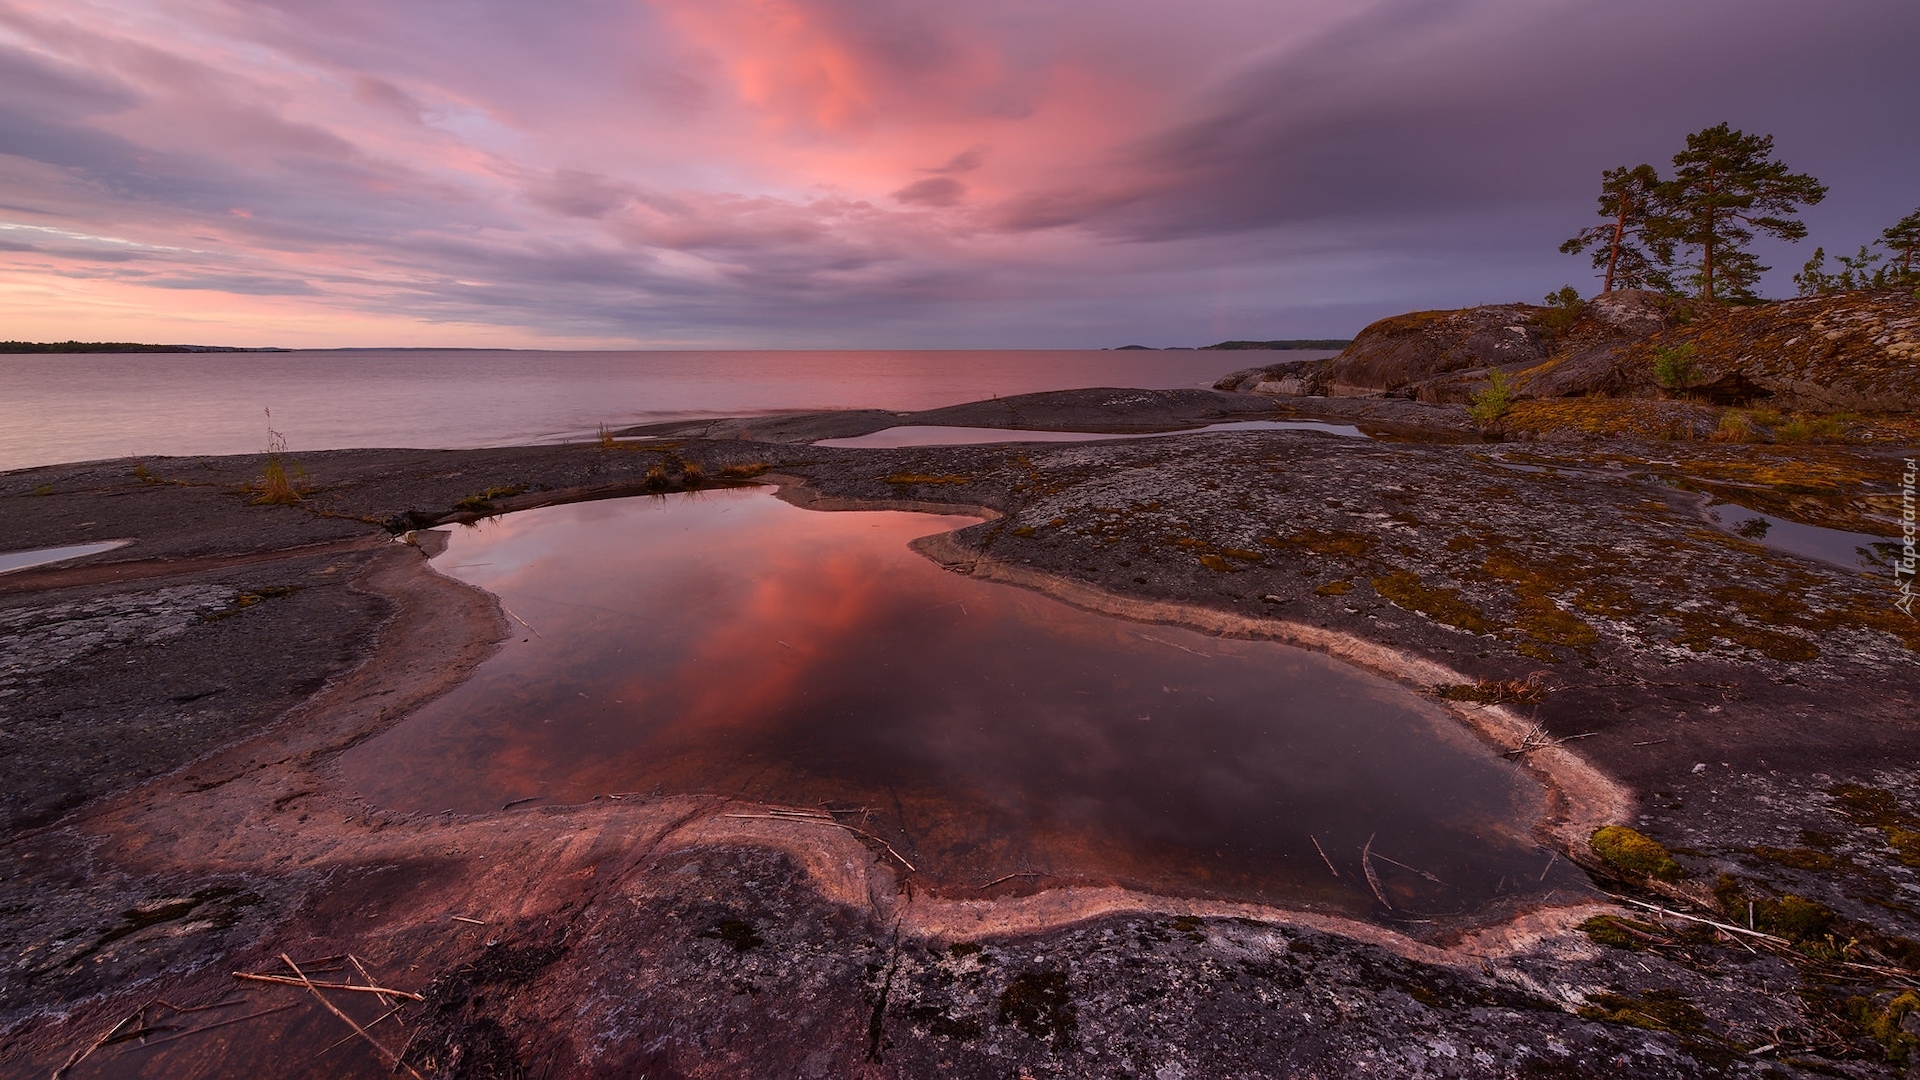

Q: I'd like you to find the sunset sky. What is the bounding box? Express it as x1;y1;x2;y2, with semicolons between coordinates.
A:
1;0;1914;349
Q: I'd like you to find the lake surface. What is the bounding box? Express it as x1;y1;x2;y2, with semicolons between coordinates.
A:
338;489;1586;922
0;348;1330;473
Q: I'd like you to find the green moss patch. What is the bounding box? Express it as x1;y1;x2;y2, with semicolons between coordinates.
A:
1576;988;1707;1034
1591;826;1682;881
1830;784;1920;867
1371;571;1493;634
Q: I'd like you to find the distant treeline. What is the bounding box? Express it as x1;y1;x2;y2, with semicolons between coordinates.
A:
1202;339;1352;351
0;341;282;353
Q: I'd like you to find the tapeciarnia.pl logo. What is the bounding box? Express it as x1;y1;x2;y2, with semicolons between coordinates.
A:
1897;457;1917;617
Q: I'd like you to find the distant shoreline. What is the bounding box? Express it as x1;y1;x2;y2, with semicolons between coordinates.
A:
5;340;1351;355
0;341;289;354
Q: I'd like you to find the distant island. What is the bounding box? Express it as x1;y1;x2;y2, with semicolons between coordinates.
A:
1113;340;1353;351
1202;339;1353;350
0;341;287;354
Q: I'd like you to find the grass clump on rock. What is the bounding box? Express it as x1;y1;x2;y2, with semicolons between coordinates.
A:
1591;825;1682;881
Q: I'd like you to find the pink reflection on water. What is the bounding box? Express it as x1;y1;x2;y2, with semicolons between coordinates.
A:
340;489;1587;920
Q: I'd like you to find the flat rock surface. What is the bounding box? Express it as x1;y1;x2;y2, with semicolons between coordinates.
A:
3;399;1919;1077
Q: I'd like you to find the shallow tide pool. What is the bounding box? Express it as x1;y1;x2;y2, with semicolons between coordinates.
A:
338;489;1586;922
814;419;1366;448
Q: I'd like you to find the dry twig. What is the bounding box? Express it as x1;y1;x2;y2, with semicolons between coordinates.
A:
233;971;425;1001
278;954;424;1079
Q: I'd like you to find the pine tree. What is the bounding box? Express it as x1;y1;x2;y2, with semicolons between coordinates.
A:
1559;164;1673;293
1880;206;1920;285
1664;123;1826;302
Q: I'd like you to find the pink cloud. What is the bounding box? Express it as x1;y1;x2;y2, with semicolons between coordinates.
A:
0;0;1912;347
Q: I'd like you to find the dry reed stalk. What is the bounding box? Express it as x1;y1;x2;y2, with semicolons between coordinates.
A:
232;971;424;1001
1309;835;1340;878
1360;834;1392;910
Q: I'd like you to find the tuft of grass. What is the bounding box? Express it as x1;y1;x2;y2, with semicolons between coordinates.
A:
249;409;306;506
680;461;704;487
1313;580;1353;596
1777;416;1846;444
1712;410;1758;442
1590;825;1682;882
718;462;771;479
33;484;53;496
597;423;618;449
452;484;525;513
1436;676;1550;706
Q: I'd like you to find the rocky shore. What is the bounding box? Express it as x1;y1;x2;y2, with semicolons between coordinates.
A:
2;381;1918;1077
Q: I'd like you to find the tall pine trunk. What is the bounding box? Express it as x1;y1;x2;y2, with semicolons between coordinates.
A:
1702;161;1717;300
1604;201;1625;293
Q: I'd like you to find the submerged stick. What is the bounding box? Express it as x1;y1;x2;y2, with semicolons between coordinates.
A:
348;954;399;1009
316;1004;409;1059
981;871;1043;889
500;604;540;637
722;811;916;871
1309;835;1339;878
1360;834;1392;910
279;954;423;1079
133;1003;300;1051
1368;851;1445;885
52;1006;148;1079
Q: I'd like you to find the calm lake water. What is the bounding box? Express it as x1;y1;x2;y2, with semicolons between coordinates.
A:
0;348;1328;472
339;490;1586;922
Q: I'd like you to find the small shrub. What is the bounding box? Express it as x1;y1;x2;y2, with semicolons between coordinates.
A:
1467;371;1514;429
1652;343;1700;393
1590;825;1682;881
1535;286;1586;334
